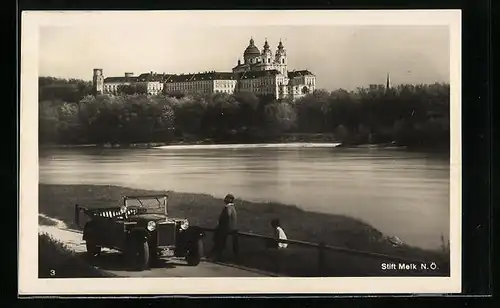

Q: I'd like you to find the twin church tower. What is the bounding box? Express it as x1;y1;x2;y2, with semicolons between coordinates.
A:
233;37;289;76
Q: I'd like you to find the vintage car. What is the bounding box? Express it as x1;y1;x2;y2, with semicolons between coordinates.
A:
74;194;205;270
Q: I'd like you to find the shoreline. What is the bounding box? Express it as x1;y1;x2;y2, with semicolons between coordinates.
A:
38;141;446;154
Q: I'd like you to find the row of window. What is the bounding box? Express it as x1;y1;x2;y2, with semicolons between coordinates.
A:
103;78;313;93
103;89;161;95
179;88;213;94
215;82;236;88
247;57;286;64
240;83;278;90
104;84;123;90
102;87;304;98
169;80;214;86
214;89;234;94
148;85;164;91
166;83;212;91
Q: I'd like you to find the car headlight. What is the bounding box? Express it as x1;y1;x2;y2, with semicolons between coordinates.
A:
180;220;189;230
147;221;156;231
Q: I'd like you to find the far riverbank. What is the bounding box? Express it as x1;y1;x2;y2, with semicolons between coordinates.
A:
38;140;447;154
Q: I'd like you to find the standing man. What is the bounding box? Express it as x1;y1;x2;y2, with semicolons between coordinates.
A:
211;193;239;261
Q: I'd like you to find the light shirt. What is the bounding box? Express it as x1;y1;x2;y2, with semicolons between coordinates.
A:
274;226;288;249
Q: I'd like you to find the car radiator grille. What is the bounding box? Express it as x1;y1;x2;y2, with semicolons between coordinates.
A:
157;222;176;246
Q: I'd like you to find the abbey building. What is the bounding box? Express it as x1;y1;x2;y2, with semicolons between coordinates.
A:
92;38;316;101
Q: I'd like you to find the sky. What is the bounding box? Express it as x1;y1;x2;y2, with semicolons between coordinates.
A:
39;23;450;91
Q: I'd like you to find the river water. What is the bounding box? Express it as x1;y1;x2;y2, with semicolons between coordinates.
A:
38;144;450;250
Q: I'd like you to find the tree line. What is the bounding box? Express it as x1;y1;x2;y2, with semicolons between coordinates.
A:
39;76;450;150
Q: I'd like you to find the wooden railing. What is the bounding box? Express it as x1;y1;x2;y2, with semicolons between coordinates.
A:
200;227;444;275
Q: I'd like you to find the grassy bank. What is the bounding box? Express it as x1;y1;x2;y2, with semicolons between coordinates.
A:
38;233;112;278
39;215;58;226
39;183;450;276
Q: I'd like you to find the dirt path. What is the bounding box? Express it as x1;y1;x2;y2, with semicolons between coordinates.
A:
38;214;274;277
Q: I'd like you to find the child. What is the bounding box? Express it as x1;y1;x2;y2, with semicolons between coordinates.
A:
270;219;288;249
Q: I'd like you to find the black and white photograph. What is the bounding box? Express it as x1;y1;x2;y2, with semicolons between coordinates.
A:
19;10;462;295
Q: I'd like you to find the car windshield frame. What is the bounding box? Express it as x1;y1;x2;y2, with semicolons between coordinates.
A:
123;195;168;215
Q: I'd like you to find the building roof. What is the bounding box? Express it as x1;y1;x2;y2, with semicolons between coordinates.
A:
102;68;311;84
165;71;236;83
238;70;281;80
287;70;315;78
137;73;168;82
232;62;265;70
104;76;139;83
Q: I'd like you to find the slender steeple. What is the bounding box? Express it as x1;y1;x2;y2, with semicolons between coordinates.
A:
278;38;284;49
263;37;270;49
385;73;391;92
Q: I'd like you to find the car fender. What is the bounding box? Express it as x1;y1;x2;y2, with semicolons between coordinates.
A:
185;225;205;240
128;228;149;243
83;221;95;241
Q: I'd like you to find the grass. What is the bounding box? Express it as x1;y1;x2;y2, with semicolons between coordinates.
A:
39;183;450;277
39;215;58;226
38;233;113;278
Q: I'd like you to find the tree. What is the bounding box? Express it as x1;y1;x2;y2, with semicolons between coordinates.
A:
264;101;297;135
173;96;208;137
39;101;60;143
39;77;93;103
37;75;450;149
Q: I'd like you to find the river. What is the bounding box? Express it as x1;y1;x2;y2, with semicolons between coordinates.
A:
38;144;450;250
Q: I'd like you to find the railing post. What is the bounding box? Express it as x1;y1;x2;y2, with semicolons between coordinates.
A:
74;204;79;228
318;242;326;276
233;231;240;258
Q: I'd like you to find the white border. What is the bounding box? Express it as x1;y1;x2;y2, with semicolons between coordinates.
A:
19;10;462;295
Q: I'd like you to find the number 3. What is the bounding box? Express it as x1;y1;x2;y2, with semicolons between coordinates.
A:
50;269;55;276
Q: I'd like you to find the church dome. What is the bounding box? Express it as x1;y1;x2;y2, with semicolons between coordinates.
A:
244;38;261;57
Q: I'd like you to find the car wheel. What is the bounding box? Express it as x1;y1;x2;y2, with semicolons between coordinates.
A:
126;239;150;271
186;239;203;266
86;240;101;257
149;249;161;267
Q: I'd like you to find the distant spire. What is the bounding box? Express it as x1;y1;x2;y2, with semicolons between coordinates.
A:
385;73;391;92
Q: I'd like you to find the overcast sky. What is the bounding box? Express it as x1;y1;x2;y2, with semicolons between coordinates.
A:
39;24;449;90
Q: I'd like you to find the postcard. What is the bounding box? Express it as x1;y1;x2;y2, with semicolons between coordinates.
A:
19;9;462;295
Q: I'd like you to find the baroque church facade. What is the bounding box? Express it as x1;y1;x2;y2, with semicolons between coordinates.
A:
93;38;316;101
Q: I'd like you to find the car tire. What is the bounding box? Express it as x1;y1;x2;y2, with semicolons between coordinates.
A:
186;239;203;266
126;239;150;271
86;240;101;257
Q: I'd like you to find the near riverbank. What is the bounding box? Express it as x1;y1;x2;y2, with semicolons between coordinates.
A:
39;184;450;276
